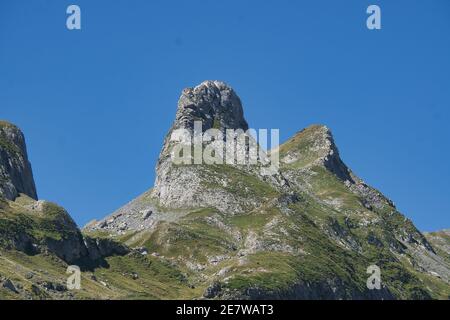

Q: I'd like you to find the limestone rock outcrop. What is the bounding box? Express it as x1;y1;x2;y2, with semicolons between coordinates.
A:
0;121;37;201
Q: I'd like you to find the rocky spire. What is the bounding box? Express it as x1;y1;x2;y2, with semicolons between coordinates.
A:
174;80;248;132
158;80;249;157
0;121;37;200
152;81;253;211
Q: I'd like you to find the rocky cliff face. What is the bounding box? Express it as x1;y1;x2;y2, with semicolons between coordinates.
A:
169;80;248;133
0;122;128;275
0;121;37;201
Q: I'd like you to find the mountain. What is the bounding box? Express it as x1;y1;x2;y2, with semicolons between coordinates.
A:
1;81;449;299
0;121;128;299
84;81;450;299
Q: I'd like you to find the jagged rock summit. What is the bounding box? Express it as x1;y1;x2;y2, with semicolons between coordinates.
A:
171;80;248;133
0;121;37;201
0;122;129;299
152;80;269;213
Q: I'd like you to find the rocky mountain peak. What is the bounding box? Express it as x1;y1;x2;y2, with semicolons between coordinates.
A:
280;124;353;182
308;125;354;183
0;121;37;201
152;81;257;211
173;80;248;132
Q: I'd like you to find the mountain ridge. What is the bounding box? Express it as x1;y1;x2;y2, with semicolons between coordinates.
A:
83;81;449;299
1;81;449;299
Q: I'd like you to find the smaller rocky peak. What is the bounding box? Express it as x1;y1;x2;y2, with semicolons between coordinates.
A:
280;125;353;182
0;121;38;201
312;126;354;183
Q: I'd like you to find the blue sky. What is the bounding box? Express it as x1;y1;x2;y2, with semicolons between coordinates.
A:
1;1;449;231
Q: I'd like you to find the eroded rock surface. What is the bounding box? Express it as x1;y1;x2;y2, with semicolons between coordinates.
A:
0;121;37;201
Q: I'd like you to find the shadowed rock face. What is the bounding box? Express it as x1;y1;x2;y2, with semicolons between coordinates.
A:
0;121;37;201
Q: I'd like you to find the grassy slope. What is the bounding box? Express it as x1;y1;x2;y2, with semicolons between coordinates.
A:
0;196;197;300
278;125;450;299
0;196;77;246
425;230;450;266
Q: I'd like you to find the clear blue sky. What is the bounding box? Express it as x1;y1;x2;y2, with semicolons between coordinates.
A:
1;1;449;231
